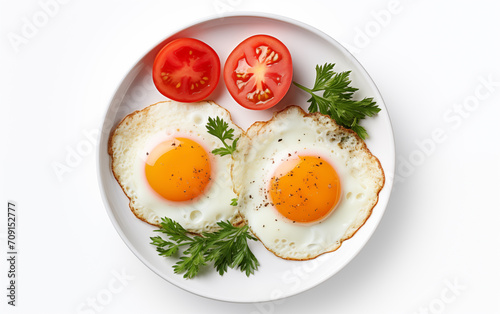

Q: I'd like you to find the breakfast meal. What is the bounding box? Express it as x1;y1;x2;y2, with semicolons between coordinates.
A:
108;34;385;278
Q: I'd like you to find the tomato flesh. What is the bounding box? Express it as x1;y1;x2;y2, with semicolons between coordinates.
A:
153;38;220;102
224;35;293;110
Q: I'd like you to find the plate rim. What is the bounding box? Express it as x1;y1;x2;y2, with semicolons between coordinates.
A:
96;11;396;303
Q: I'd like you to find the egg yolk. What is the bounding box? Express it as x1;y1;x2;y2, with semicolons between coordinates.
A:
269;155;341;223
145;138;211;202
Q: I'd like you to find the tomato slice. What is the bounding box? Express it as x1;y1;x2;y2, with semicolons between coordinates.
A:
223;35;293;110
152;38;220;102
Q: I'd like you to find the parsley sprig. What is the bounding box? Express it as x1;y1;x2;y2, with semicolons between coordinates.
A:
150;218;259;279
293;63;381;139
206;116;239;156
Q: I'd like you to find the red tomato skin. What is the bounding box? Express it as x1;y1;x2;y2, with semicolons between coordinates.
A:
152;38;220;103
223;35;293;110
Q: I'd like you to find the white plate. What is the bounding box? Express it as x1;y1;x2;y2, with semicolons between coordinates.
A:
97;13;395;303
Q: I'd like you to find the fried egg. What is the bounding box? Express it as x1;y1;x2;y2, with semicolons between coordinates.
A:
232;106;385;260
108;100;243;233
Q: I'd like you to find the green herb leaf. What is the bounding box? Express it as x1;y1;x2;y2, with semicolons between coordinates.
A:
293;63;380;139
150;217;259;279
172;236;208;279
206;116;239;156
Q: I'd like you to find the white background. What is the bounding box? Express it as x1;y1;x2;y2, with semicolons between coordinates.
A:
1;0;499;313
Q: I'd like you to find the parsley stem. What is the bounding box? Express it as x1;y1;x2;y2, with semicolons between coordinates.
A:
292;81;314;94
